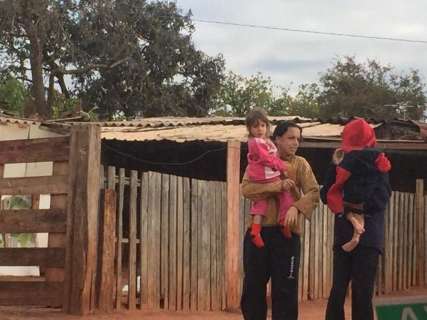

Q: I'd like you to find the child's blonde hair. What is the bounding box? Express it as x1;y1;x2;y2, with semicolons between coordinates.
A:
245;107;271;137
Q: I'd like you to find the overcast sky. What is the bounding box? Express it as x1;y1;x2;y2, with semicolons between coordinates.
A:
176;0;427;94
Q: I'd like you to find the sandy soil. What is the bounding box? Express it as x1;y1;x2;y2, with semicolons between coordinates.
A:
1;288;426;320
0;299;346;320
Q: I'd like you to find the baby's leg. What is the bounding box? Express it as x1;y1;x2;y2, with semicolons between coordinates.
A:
250;200;268;248
347;212;365;234
342;213;365;252
277;191;294;239
342;229;361;252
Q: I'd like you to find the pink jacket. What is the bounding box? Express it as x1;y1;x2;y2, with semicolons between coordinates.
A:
247;137;286;182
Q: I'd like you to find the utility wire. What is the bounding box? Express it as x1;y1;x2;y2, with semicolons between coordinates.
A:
103;143;227;166
192;18;427;44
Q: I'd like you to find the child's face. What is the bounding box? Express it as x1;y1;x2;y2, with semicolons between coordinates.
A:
250;120;268;138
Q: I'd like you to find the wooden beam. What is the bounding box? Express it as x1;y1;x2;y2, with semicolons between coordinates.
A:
116;168;125;310
45;161;69;283
0;209;66;233
301;139;427;150
0;175;68;195
63;124;101;315
128;170;138;310
97;189;116;312
0;281;63;306
225;140;241;310
0;137;69;164
416;179;425;285
0;248;65;267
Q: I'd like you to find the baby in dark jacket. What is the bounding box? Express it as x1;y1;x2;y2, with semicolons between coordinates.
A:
326;118;391;251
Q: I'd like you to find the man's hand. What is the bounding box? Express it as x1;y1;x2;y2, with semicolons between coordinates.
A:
283;206;299;228
281;178;296;191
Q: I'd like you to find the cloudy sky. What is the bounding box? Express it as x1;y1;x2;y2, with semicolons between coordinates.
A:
175;0;426;94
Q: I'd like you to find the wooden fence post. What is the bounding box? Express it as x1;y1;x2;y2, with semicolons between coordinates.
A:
63;124;101;315
97;189;117;312
226;140;241;311
416;179;425;286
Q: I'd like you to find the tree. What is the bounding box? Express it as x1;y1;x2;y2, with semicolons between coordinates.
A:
288;83;321;118
214;71;291;116
317;56;426;120
0;76;29;115
0;0;225;119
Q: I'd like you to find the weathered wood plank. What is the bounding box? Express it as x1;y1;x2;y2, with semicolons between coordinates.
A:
0;175;68;195
392;192;398;291
116;168;125;310
314;204;320;299
176;176;184;310
160;174;170;310
45;162;68;283
98;189;117;312
402;193;408;291
190;178;198;311
168;174;177;310
416;180;425;286
149;172;162;309
128;170;138;310
384;195;392;294
302;214;310;300
182;177;191;311
0;248;65;267
0;209;66;233
210;182;219;311
64;125;100;315
0;281;63;306
222;181;230;310
225;141;241;310
140;172;149;306
197;179;210;311
322;204;328;298
0;137;69;164
407;194;414;288
298;213;304;300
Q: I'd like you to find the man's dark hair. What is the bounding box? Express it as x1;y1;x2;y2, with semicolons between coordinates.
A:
272;121;302;140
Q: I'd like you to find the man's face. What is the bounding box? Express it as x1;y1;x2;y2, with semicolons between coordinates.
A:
275;127;301;157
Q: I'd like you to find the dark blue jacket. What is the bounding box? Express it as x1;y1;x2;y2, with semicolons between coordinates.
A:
320;152;391;253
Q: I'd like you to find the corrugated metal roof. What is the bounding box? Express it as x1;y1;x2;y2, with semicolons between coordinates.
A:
0;115;40;126
2;114;426;145
101;122;383;142
52;115;312;128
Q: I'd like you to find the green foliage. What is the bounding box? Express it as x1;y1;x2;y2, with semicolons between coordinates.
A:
0;76;29;115
1;196;34;248
288;83;321;118
0;0;225;119
50;91;80;119
317;57;426;120
214;71;291;116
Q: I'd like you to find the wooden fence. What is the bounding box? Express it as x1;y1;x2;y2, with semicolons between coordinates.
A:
0;137;70;307
100;168;227;311
101;167;426;311
0;125;101;315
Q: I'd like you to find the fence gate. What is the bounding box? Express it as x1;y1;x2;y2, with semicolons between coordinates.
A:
0;136;70;306
0;125;101;315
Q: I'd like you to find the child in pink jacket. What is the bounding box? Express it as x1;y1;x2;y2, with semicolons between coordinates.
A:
245;108;294;248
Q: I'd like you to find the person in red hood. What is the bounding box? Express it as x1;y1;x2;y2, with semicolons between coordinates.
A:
327;118;391;251
321;118;392;320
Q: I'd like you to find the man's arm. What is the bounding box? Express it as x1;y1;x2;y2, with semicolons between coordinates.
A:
292;157;320;220
241;172;283;200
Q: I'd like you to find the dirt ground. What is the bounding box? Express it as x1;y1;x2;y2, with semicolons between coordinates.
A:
0;299;341;320
1;288;426;320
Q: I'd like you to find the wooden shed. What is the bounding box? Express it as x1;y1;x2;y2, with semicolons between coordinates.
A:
1;115;426;315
